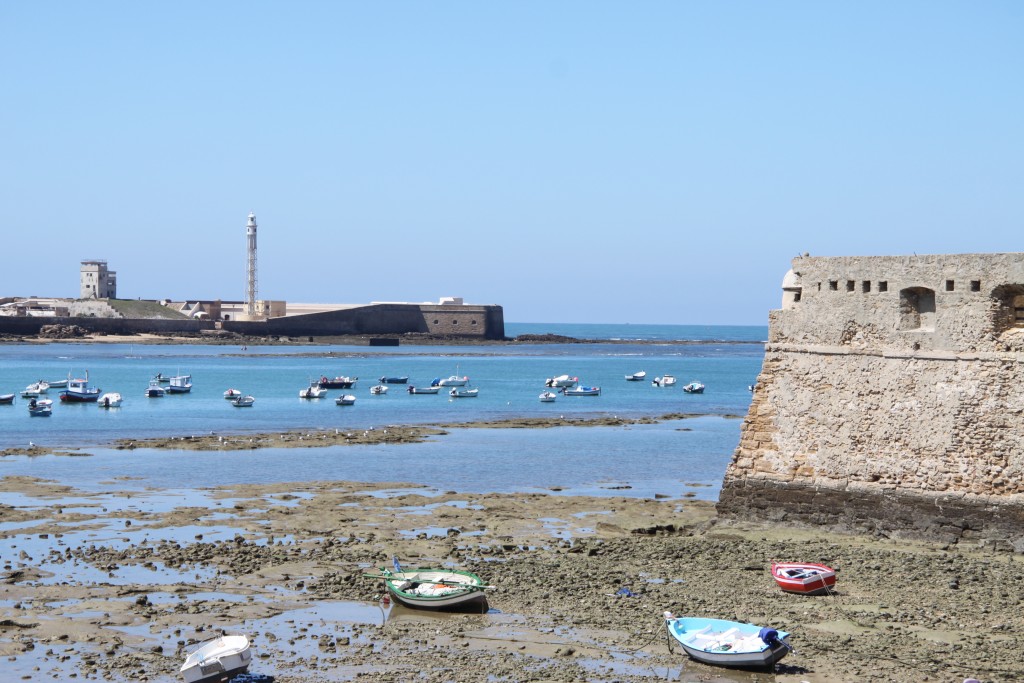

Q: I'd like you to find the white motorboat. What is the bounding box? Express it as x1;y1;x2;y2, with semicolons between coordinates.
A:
562;386;601;396
98;392;122;408
27;398;53;416
231;395;255;407
544;374;578;388
370;384;389;395
335;394;356;406
539;391;557;402
22;381;49;397
47;379;68;389
652;375;677;387
450;387;479;398
145;380;166;397
625;371;647;381
407;386;441;395
683;381;706;394
179;634;252;683
299;383;327;398
435;375;469;387
223;388;242;400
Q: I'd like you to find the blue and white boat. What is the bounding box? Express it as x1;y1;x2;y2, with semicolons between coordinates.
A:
59;372;101;403
562;386;600;396
166;374;193;394
664;613;791;669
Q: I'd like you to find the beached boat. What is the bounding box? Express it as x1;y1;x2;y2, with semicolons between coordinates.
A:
98;392;122;408
0;394;15;405
544;374;578;388
450;387;479;398
60;373;101;403
299;383;327;399
28;398;53;416
369;562;489;612
335;394;356;406
223;388;242;400
562;386;600;396
539;391;557;402
652;375;677;387
770;562;836;596
318;375;357;389
231;395;255;407
683;381;706;394
407;386;441;395
179;634;252;683
625;371;647;381
370;384;389;395
435;375;469;387
379;375;409;384
166;374;192;394
145;380;166;397
664;612;791;670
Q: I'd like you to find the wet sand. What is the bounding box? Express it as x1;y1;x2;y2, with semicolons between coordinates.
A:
1;473;1021;682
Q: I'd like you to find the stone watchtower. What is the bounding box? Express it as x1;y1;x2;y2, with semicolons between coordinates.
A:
718;252;1024;549
80;260;116;299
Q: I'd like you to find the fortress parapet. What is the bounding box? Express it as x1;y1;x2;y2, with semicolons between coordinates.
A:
719;253;1024;549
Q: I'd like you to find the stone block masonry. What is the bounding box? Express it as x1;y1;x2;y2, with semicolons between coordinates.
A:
718;253;1024;549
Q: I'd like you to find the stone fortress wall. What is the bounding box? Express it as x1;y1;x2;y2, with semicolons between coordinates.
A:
717;253;1024;549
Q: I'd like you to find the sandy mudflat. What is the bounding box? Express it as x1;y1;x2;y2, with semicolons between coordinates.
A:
1;474;1021;683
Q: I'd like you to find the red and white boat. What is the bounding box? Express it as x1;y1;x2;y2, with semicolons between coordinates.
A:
770;562;836;596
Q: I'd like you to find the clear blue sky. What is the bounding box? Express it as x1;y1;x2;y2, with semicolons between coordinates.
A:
2;2;1021;324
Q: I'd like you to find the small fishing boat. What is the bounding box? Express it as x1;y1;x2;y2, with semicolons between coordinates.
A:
145;380;166;398
435;375;469;387
625;371;647;381
368;560;490;612
407;385;441;395
153;372;171;384
652;375;677;387
60;372;101;403
450;387;479;398
664;612;791;670
231;395;255;407
379;375;409;384
21;381;49;397
562;386;600;396
98;392;122;408
0;394;15;405
28;398;53;416
370;384;389;395
539;391;557;402
299;383;327;398
544;374;578;388
770;562;836;596
179;634;252;683
166;374;192;394
47;379;68;389
223;388;242;400
335;394;356;406
318;375;358;389
683;381;706;394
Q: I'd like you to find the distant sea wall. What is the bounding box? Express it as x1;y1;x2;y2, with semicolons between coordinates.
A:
717;253;1024;550
0;303;505;340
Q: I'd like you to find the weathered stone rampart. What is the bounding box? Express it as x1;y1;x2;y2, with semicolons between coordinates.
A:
718;253;1024;549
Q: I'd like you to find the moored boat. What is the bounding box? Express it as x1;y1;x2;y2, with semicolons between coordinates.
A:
539;391;557;402
145;380;166;397
562;385;600;396
153;372;171;384
0;393;15;405
370;384;389;395
664;612;791;669
318;375;357;389
60;372;101;403
231;395;255;407
683;381;706;394
407;386;441;394
28;398;53;416
544;374;578;388
21;381;49;397
223;388;242;400
166;374;193;394
368;561;490;612
299;383;327;398
335;394;356;406
379;375;409;384
770;562;836;596
652;375;677;387
435;375;469;387
450;387;479;398
47;379;68;389
98;392;122;408
625;371;647;381
179;634;252;683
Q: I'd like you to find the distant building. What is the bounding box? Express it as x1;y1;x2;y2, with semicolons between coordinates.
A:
80;260;117;299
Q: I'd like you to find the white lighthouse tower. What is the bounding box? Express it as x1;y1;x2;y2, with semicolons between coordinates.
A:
245;211;258;318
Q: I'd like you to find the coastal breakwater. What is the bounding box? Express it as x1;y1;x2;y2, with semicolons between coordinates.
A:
718;253;1024;550
0;302;505;340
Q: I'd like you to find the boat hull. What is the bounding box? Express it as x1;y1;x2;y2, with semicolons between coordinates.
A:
666;617;790;669
407;386;440;394
60;391;100;403
381;568;488;612
771;562;836;595
318;377;357;389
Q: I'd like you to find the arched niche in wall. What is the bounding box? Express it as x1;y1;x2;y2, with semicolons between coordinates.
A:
899;287;936;331
990;284;1024;334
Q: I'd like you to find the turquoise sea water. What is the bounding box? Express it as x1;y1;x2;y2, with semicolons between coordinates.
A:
0;323;767;499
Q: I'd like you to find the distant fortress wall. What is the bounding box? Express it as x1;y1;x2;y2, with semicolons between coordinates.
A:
0;303;505;340
717;253;1024;549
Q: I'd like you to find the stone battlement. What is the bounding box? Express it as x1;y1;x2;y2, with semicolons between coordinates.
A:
718;253;1024;550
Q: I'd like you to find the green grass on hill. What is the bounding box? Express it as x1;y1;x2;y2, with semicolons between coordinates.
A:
106;299;190;319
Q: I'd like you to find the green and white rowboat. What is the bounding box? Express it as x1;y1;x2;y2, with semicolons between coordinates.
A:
371;567;490;611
